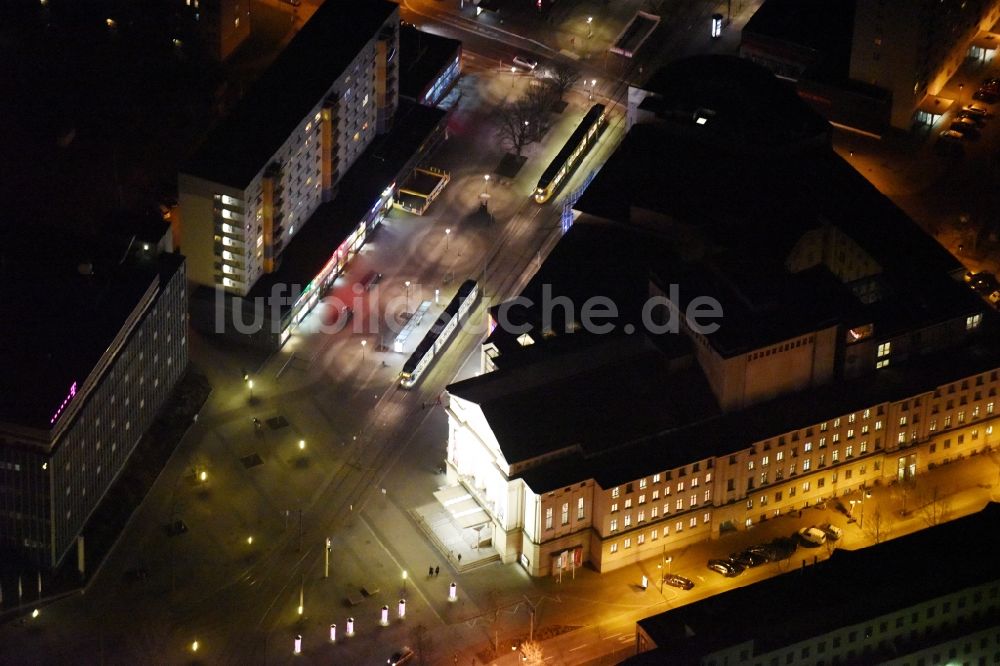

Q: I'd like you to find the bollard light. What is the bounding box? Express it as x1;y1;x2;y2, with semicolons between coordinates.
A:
329;623;337;642
346;617;355;636
380;605;389;626
449;582;457;602
398;599;406;619
641;575;649;590
293;634;302;655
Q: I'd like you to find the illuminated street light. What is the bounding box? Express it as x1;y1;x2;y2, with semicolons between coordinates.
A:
106;17;116;29
445;228;451;252
587;16;593;39
191;640;200;653
199;470;207;483
511;65;516;86
247;536;254;545
31;608;39;619
298;439;306;451
361;339;367;361
247;379;254;400
483;174;490;196
404;280;411;314
589;78;597;101
402;569;408;595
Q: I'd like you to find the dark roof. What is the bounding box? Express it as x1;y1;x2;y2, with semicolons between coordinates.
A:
742;0;856;80
635;503;1000;664
247;100;446;305
398;25;461;102
574;116;972;357
636;55;831;149
450;337;1000;493
0;228;183;432
182;1;397;187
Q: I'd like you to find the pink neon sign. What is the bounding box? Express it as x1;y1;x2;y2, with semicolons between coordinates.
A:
50;382;78;425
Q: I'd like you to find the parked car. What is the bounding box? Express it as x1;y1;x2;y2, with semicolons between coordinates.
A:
512;55;539;70
663;573;695;590
951;119;980;137
798;526;827;546
388;646;414;665
940;129;965;142
819;523;844;541
957;111;986;125
962;104;989;117
731;549;769;568
707;558;744;577
974;89;998;103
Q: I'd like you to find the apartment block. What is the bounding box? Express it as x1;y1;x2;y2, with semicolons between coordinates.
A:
179;0;399;296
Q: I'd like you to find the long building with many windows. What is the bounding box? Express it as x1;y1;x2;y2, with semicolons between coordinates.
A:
0;219;188;569
179;0;400;296
444;56;997;577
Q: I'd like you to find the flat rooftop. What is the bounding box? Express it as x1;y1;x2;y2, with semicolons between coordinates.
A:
182;0;397;188
0;228;183;433
246;100;446;306
450;336;1000;493
742;0;856;80
634;502;1000;664
399;25;461;102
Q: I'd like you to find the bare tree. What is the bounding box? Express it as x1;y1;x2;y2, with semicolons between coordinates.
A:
546;62;580;102
918;485;951;527
863;507;890;544
411;623;433;665
521;640;545;665
495;100;537;157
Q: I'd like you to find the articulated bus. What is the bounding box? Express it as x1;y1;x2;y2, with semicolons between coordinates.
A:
534;103;607;204
399;279;479;389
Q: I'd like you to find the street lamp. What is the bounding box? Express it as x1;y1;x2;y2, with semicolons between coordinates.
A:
511;65;516;86
587;16;593;39
361;339;367;361
589;78;597;100
247;379;254;400
445;228;451;252
298;439;306;451
483;174;490;196
191;640;200;653
404;280;411;314
199;470;207;483
402;570;408;595
247;536;254;545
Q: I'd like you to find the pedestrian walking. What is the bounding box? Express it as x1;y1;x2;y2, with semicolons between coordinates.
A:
457;554;462;563
429;566;434;577
435;566;440;576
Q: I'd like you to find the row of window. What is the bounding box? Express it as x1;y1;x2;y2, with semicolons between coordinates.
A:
543;497;586;530
607;513;712;554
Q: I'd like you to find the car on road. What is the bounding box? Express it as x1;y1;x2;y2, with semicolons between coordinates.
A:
388;646;414;665
707;559;745;577
940;129;965;142
731;549;769;568
662;573;695;590
512;55;539;71
819;523;844;541
962;104;989;117
798;526;827;546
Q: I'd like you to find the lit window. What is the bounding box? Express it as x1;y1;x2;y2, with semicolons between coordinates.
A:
610;503;618;513
624;514;632;527
804;442;812;452
967;314;982;330
704;489;711;502
624;538;631;549
610;519;618;532
653;473;660;483
675;521;683;532
611;487;620;499
561;503;568;526
624;499;632;509
577;497;584;520
639;478;647;489
803;481;811;492
676;481;684;492
545;507;553;530
610;543;618;554
689;516;697;528
776;451;784;462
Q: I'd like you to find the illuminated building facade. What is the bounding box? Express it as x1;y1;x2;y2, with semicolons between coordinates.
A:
0;222;187;569
851;0;1000;128
629;504;1000;665
444;57;997;577
179;0;400;297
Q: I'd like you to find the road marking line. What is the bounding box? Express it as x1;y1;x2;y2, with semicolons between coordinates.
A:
605;632;622;639
568;644;589;651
